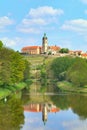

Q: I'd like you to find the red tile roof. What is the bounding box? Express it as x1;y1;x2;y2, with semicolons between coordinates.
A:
81;53;87;57
50;108;60;112
21;46;41;51
74;50;82;53
49;46;60;51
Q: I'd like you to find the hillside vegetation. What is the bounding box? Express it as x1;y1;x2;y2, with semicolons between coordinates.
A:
0;41;30;99
51;56;87;92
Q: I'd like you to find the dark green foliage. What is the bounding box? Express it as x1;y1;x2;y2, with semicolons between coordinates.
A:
0;40;3;49
51;57;75;80
66;58;87;87
0;46;30;87
40;64;47;86
0;61;12;86
0;96;24;130
48;51;52;55
23;60;30;81
51;56;87;87
51;94;87;119
59;48;69;53
10;51;26;83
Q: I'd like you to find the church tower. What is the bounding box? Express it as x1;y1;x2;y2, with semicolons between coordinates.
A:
42;33;48;54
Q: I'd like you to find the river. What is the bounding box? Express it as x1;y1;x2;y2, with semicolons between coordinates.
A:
0;82;87;130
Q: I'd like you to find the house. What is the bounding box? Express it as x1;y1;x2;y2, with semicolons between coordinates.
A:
81;53;87;59
21;46;41;54
21;33;60;55
69;50;83;56
74;50;82;56
48;46;60;54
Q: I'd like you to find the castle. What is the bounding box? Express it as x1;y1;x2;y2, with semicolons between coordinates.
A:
21;33;60;55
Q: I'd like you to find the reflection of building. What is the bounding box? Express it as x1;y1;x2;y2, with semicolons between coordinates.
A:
42;104;47;125
24;103;42;112
21;33;60;55
24;103;60;124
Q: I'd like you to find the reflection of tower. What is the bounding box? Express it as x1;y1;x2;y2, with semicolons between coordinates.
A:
42;104;47;125
42;33;48;54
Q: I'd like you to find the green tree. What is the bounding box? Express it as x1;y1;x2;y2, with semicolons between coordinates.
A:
59;48;69;53
0;47;14;86
10;52;25;83
51;57;75;80
0;61;12;86
23;60;30;81
40;65;47;86
66;58;87;87
0;46;30;87
0;40;3;49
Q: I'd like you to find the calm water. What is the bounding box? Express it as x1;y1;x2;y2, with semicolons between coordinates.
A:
0;89;87;130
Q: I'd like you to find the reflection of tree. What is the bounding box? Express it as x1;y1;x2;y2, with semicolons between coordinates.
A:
51;95;70;110
21;88;30;104
0;96;24;130
71;95;87;120
51;94;87;120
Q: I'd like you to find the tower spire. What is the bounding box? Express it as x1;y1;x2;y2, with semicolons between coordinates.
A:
44;33;46;38
42;33;48;54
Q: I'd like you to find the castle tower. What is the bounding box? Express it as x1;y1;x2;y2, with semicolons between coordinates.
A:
42;33;48;54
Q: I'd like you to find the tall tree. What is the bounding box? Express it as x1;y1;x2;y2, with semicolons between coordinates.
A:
51;57;75;80
66;58;87;87
0;40;3;49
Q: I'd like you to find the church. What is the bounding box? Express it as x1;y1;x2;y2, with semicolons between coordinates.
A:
21;33;60;55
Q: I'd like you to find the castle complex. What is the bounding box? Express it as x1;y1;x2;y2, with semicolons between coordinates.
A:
21;33;60;55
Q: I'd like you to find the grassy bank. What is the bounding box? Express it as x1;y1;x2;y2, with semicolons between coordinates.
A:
0;82;27;100
57;81;87;93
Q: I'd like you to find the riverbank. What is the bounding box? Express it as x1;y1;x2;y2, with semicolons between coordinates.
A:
0;82;27;100
57;81;87;93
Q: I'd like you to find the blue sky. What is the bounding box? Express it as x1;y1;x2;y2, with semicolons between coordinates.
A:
0;0;87;52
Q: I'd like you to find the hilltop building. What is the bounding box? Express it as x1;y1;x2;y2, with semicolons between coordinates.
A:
21;33;60;55
42;33;48;54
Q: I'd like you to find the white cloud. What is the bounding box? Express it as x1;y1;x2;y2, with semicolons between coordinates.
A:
1;37;17;47
84;10;87;14
0;37;37;51
0;16;14;30
22;18;46;26
62;120;87;130
18;27;41;33
81;0;87;4
28;6;64;18
61;19;87;35
17;6;64;33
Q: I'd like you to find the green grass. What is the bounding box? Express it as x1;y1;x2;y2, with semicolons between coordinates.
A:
15;82;26;90
25;55;44;65
24;55;57;66
0;82;27;100
0;88;11;100
57;81;87;93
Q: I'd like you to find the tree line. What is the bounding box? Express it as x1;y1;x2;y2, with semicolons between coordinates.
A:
0;41;30;88
51;56;87;87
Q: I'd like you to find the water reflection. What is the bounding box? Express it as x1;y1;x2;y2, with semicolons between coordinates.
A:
24;102;60;125
21;91;87;130
0;88;87;130
51;94;87;120
0;96;24;130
